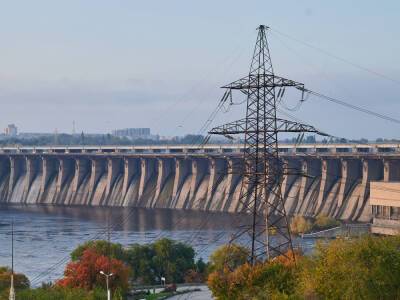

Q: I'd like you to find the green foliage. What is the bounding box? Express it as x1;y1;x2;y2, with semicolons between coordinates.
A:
126;238;196;285
290;215;312;235
14;286;108;300
299;236;400;299
208;244;249;273
70;240;126;261
0;266;30;292
207;236;400;299
0;134;211;147
208;261;297;300
313;215;340;230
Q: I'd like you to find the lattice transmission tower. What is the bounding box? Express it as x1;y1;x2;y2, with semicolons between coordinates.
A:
209;25;325;264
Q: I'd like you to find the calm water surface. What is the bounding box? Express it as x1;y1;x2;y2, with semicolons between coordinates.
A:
0;205;316;286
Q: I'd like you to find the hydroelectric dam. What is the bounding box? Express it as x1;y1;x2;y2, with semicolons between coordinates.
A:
1;143;400;230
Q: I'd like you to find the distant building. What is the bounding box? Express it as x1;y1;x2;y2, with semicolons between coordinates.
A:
4;124;17;137
111;128;158;140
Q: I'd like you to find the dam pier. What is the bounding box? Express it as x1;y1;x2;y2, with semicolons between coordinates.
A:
1;143;400;234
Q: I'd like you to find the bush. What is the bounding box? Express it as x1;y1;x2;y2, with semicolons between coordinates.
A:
0;266;30;292
207;256;297;300
313;215;340;230
290;215;312;235
208;244;249;273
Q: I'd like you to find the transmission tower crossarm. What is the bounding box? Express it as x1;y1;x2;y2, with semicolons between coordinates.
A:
222;74;304;90
209;117;328;136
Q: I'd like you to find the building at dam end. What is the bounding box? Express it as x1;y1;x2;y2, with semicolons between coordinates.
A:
371;181;400;235
1;143;400;234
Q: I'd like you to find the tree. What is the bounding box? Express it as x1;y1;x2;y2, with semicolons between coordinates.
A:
208;244;249;273
126;238;196;284
57;248;131;292
125;243;155;284
207;257;297;300
298;236;400;299
0;266;30;292
70;240;126;262
290;215;312;235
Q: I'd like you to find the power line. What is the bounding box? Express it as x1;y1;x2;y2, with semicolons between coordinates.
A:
270;27;400;86
301;88;400;125
30;96;231;285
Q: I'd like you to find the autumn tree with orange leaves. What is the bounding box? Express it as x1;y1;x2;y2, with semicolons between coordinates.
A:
57;248;131;292
207;248;299;300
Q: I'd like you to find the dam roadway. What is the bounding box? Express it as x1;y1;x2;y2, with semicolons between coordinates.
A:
1;143;400;224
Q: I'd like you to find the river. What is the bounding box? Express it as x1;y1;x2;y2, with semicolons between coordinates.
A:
0;205;317;286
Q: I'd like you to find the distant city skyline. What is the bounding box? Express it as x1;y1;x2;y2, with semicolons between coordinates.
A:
0;1;399;140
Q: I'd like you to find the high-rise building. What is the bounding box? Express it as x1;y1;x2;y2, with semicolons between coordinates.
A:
112;128;157;140
4;124;17;137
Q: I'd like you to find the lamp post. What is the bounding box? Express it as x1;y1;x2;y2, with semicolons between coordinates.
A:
9;220;15;300
100;270;113;300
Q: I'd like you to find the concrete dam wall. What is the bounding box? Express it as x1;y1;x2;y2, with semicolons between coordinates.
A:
0;152;397;222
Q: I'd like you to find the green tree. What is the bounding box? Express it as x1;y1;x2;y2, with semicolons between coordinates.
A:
126;238;196;284
299;236;400;299
290;215;312;235
313;214;340;231
125;243;155;284
208;244;249;273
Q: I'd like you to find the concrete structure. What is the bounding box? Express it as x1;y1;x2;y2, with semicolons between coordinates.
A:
370;181;400;235
1;142;400;155
0;144;399;231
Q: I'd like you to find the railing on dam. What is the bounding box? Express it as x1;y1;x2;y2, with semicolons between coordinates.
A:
1;143;400;156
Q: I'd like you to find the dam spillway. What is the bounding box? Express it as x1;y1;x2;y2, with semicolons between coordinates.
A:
1;143;400;223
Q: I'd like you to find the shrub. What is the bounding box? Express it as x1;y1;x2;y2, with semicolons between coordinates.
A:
0;266;30;292
208;244;249;273
313;215;340;230
207;256;298;300
290;215;312;235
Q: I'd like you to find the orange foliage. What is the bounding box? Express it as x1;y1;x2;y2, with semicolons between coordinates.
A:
272;249;301;267
207;251;300;299
57;248;130;291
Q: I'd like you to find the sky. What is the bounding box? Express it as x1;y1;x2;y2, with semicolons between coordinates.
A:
0;0;399;139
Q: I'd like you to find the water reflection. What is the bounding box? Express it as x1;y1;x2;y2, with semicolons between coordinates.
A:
0;205;316;286
0;205;247;285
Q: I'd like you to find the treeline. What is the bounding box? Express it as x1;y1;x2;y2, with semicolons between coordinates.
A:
282;135;400;144
0;134;210;146
1;133;398;146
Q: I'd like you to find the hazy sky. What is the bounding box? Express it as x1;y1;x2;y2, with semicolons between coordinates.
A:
0;0;399;139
